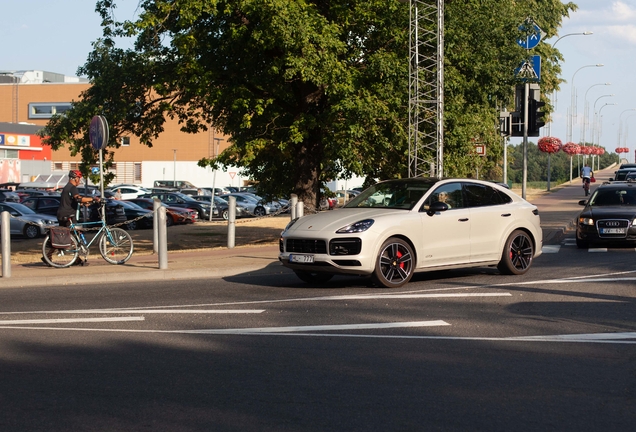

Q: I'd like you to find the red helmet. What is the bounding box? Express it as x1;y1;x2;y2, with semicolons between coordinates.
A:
69;170;83;179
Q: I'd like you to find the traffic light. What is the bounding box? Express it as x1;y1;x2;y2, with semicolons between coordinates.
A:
528;98;546;136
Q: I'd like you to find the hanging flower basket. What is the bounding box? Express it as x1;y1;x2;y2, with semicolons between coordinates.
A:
615;147;629;154
537;136;562;154
597;147;605;155
580;146;594;155
562;142;580;155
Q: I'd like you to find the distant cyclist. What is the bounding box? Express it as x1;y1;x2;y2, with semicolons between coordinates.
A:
580;163;594;196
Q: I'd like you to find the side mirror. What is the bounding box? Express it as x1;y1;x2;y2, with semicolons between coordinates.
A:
426;201;449;216
608;179;613;182
578;199;588;206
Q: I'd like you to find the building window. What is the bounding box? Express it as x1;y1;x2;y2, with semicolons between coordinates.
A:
0;149;18;159
28;103;72;119
121;137;130;146
70;162;79;170
54;163;63;170
134;163;142;182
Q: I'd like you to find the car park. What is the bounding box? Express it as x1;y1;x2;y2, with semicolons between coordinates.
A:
0;202;58;239
192;195;249;219
219;193;281;217
116;200;154;230
0;189;21;203
145;191;212;220
279;178;542;287
127;198;198;226
106;185;151;200
576;181;636;248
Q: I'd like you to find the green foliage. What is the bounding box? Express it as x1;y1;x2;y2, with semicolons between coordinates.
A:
39;0;576;206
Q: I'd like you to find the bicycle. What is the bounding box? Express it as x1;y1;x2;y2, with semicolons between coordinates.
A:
41;200;134;268
582;176;591;196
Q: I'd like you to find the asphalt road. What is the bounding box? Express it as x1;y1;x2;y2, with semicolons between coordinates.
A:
0;232;634;431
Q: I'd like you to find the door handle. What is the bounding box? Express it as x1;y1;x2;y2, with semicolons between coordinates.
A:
501;213;512;217
458;218;469;222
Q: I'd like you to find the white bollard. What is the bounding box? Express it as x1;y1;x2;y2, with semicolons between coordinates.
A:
1;211;10;278
228;196;236;249
153;198;161;254
158;206;168;269
290;194;298;220
296;201;304;218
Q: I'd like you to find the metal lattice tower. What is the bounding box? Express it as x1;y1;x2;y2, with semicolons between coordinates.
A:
406;0;444;178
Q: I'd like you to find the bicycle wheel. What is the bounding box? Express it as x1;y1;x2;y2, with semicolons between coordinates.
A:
99;227;134;264
41;234;79;268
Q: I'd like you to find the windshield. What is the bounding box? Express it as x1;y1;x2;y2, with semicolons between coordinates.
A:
174;192;197;202
589;189;636;206
9;203;35;214
344;179;438;210
118;201;145;210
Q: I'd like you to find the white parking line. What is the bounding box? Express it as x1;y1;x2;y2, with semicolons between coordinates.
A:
0;309;265;316
541;245;561;253
588;248;608;252
184;320;450;334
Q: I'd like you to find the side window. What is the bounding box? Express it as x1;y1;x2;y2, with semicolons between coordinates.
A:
43;199;59;206
22;200;36;210
422;182;464;210
464;183;512;207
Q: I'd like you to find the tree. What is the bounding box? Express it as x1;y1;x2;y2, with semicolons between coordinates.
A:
40;0;576;205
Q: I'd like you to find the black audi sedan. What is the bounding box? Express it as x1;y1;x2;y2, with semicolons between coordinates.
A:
576;181;636;248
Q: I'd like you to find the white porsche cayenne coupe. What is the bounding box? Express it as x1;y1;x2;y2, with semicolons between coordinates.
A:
279;178;542;287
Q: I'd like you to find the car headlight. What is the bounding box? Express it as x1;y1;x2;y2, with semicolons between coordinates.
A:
579;217;594;226
336;219;374;233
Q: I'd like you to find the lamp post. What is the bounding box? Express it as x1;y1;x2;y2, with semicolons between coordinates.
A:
595;103;617;170
546;31;593;137
568;64;604;144
581;82;611;145
591;94;614;146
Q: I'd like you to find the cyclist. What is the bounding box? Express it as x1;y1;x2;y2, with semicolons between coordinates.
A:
57;170;100;227
580;163;594;196
42;170;100;266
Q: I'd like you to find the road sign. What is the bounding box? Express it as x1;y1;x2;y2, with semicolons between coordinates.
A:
229;172;236;179
517;23;542;49
89;115;109;151
515;55;541;82
474;144;486;156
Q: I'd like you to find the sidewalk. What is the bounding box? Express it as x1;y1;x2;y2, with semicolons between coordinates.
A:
0;167;615;289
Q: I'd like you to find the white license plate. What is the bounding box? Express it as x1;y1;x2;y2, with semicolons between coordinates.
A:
600;228;626;234
290;254;314;263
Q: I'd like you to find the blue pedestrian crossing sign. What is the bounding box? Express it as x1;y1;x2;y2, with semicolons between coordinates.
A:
515;55;541;82
517;23;542;49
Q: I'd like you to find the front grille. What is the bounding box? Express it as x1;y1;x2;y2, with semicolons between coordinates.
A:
286;238;327;254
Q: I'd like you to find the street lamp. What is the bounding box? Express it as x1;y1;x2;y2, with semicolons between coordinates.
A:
568;64;604;143
581;82;611;145
596;103;617;145
591;94;614;144
546;31;593;136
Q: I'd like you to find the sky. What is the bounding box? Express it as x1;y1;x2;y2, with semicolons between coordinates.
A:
2;0;636;162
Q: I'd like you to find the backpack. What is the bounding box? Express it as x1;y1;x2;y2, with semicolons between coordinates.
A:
50;226;73;249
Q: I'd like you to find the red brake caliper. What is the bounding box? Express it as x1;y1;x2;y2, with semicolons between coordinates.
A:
397;250;404;269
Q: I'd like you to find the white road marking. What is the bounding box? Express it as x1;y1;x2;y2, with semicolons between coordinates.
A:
541;245;561;253
588;247;607;252
182;320;450;334
0;309;265;316
0;317;144;325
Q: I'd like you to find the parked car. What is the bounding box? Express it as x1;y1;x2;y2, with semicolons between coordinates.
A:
16;189;56;202
145;191;212;220
611;167;636;181
126;198;197;226
576;181;636;248
334;190;360;206
153;180;197;189
106;185;151;200
219;193;281;217
192;195;249;219
279;178;542;287
20;195;63;216
116;200;154;230
0;189;21;203
0;202;58;239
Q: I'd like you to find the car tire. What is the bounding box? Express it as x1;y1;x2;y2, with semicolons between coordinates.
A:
125;221;137;231
24;224;40;239
293;270;334;284
222;210;229;220
497;229;534;275
254;206;266;217
371;237;415;288
166;215;174;227
197;209;206;220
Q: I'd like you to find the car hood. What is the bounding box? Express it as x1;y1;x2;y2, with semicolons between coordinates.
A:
582;206;636;219
286;208;409;234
